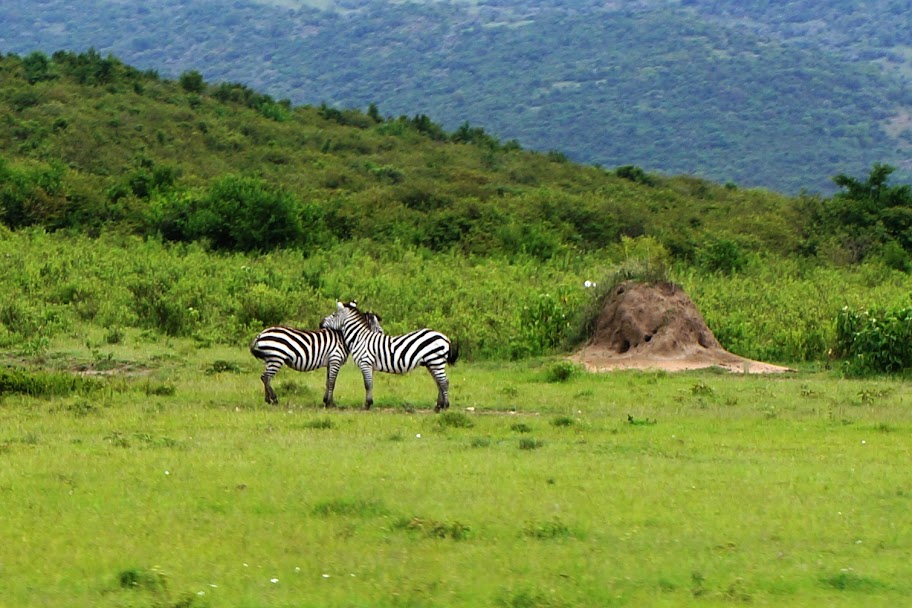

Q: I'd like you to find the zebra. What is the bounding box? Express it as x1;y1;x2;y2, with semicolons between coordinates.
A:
320;301;459;411
249;306;383;406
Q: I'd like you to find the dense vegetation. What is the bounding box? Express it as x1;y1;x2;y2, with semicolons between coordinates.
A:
2;0;911;192
2;51;912;373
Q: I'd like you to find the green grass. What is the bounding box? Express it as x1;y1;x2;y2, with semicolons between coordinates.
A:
2;337;911;606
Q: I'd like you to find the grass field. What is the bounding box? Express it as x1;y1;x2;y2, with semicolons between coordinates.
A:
2;333;911;607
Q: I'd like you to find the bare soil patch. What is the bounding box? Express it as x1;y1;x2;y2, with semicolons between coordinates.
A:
569;281;793;374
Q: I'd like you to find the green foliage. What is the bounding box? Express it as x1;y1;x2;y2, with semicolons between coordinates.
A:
0;158;67;229
835;305;912;376
149;176;312;252
615;165;656;186
697;238;749;275
807;164;912;263
0;367;101;398
3;3;912;194
544;361;579;383
178;70;205;93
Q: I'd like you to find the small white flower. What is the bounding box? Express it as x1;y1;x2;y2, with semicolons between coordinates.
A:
164;470;170;475
271;578;279;584
197;591;205;596
322;573;331;578
416;433;421;438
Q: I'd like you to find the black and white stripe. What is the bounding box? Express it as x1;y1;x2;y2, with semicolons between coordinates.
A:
250;309;382;406
320;301;459;411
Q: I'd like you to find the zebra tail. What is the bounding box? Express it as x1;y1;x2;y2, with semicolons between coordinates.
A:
447;339;460;366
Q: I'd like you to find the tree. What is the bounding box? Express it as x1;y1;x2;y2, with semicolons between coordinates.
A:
179;70;206;93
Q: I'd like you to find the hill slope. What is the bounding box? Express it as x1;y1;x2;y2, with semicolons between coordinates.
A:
0;50;801;260
1;0;911;193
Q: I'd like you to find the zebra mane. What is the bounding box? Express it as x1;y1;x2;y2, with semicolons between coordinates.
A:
344;301;383;334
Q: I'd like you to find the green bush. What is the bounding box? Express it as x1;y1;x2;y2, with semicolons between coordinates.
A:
835;305;912;376
148;176;315;252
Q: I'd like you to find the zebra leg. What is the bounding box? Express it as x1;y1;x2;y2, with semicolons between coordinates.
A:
360;364;375;410
323;361;341;408
428;364;450;412
261;370;279;405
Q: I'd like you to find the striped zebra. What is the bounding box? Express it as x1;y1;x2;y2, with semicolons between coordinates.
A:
320;301;459;411
249;307;383;406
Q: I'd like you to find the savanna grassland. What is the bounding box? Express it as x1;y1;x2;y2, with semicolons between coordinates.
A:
2;230;912;607
2;336;912;607
3;51;912;607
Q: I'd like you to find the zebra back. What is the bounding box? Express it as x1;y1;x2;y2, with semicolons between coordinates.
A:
323;301;454;373
251;310;384;372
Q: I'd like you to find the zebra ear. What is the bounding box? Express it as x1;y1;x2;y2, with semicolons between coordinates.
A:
336;301;344;310
349;300;358;308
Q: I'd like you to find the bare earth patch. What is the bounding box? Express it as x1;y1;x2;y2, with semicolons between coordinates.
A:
569;281;793;374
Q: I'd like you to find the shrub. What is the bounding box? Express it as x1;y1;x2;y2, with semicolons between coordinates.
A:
697;238;749;275
544;361;579;383
835;305;912;376
148;176;314;253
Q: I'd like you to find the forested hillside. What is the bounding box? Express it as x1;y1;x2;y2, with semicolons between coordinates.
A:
1;0;911;193
3;51;912;366
0;50;805;259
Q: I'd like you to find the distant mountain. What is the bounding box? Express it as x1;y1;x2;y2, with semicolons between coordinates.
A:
2;0;910;193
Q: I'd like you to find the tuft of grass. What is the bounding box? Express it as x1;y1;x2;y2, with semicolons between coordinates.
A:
0;367;101;397
690;381;714;396
104;431;131;448
301;417;334;430
104;327;125;345
627;414;656;426
519;438;544;450
118;566;168;592
436;411;474;429
275;379;315;397
143;381;176;396
511;423;533;433
67;399;98;417
496;588;561;608
312;497;389;518
470;436;491;448
544;361;579;383
393;516;471;541
551;415;574;427
523;517;572;540
206;359;242;374
820;571;887;592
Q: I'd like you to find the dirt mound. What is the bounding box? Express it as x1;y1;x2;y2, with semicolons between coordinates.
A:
570;281;792;374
